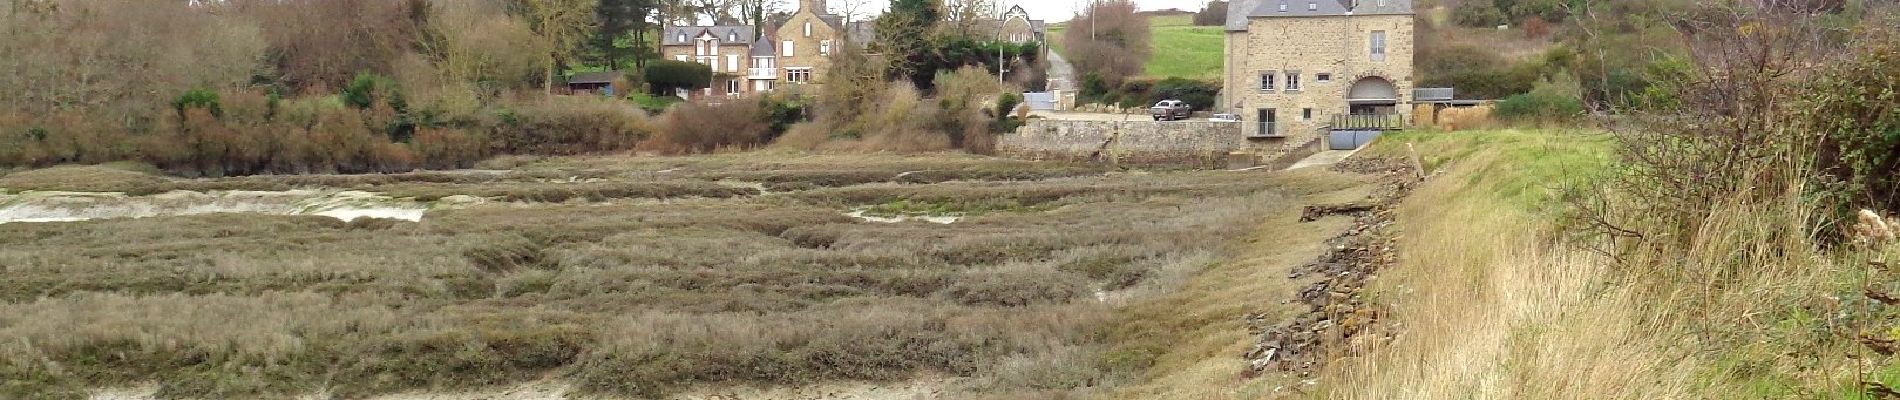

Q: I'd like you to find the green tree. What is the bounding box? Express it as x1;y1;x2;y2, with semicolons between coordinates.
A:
589;0;655;71
643;59;713;95
874;0;941;87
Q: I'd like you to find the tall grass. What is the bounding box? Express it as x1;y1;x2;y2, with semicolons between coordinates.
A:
1316;130;1862;399
0;156;1339;399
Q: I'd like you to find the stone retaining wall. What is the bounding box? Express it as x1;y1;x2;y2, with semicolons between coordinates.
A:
999;119;1316;168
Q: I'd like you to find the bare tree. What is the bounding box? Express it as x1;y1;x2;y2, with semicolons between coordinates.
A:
835;0;876;24
518;0;599;94
1062;0;1149;87
937;0;997;37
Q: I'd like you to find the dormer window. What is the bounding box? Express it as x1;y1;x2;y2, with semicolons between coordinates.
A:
728;32;736;42
1279;3;1288;12
678;33;686;43
1307;2;1317;11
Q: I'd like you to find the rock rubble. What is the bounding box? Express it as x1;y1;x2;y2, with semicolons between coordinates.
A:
1244;158;1420;378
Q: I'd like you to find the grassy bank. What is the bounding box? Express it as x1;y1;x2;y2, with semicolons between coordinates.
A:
1048;15;1223;80
1315;129;1871;398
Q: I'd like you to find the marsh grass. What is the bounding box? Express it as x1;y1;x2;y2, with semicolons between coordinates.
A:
0;155;1347;399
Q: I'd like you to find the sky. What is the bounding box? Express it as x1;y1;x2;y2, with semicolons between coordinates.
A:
833;0;1215;21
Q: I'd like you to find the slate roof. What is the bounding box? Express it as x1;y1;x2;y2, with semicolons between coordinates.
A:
568;71;622;85
748;38;776;57
662;26;759;46
1227;0;1413;31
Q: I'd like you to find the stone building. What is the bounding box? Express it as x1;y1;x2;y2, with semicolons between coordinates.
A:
660;25;775;99
773;0;851;85
1223;0;1414;138
999;5;1047;46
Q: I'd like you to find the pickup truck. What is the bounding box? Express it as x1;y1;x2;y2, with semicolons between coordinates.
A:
1151;100;1193;121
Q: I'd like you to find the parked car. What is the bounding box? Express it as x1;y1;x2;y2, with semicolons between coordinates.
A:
1151;100;1193;121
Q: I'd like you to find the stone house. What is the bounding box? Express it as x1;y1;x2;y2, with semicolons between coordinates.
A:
999;5;1047;46
770;0;856;86
660;25;777;99
1223;0;1414;138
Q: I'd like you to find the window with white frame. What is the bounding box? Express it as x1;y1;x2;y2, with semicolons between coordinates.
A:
728;32;737;42
782;40;795;57
1307;2;1317;11
804;22;812;37
727;55;740;72
821;40;832;56
1370;30;1388;61
786;68;813;83
1259;71;1276;91
1286;71;1302;91
1316;73;1332;83
727;79;742;95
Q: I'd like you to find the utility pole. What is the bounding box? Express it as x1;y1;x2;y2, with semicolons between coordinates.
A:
996;0;1006;85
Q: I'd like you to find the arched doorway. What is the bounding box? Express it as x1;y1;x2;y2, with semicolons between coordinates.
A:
1346;77;1399;115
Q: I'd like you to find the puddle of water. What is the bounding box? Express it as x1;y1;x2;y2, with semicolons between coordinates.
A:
845;209;961;224
0;190;431;225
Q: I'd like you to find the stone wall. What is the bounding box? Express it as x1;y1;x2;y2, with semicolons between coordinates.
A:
1000;119;1315;168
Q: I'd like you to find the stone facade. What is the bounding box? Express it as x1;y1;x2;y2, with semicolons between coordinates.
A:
999;5;1045;45
1001;119;1321;168
661;26;771;99
1224;1;1415;140
774;0;846;85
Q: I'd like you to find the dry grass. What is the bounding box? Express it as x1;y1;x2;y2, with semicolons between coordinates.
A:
1310;130;1865;399
1101;169;1375;400
0;155;1359;399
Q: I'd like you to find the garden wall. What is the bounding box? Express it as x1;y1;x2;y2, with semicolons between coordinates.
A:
1000;119;1313;168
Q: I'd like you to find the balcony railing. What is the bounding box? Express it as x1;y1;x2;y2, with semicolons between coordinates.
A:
1331;114;1405;131
748;67;778;79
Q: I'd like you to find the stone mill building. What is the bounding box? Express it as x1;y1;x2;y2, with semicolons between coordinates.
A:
1223;0;1415;138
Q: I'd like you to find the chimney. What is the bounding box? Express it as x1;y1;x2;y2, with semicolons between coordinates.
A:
801;0;827;14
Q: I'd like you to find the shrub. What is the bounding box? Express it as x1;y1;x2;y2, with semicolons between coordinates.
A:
646;97;772;154
1079;73;1112;105
1493;76;1585;124
1418;45;1543;100
643;60;712;95
342;73;398;110
758;94;808;142
173;88;223;118
411;128;489;170
489;96;652;155
1803;30;1900;219
1148;77;1220;111
1453;1;1509;27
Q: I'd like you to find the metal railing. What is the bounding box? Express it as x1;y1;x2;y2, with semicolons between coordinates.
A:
748;67;777;79
1331;114;1405;130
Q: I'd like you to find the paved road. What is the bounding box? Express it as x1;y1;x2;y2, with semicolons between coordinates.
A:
1046;49;1076;92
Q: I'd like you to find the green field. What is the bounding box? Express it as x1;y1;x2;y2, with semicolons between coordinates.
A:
1049;14;1225;80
